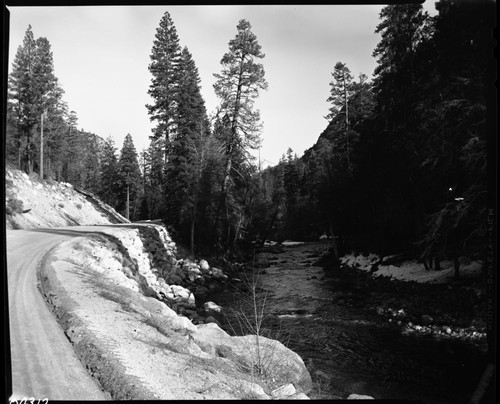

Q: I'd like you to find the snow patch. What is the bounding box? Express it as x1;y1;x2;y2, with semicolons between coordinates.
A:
282;240;304;246
341;253;483;283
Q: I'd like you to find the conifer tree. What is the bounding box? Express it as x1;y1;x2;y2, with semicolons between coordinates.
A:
146;11;182;161
164;46;210;252
212;19;268;246
7;26;64;174
98;137;120;207
117;134;142;220
325;62;354;124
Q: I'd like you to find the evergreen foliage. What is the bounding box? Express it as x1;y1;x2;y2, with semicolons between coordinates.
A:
117;134;142;220
146;11;182;155
212;19;268;248
6;3;492;266
98;137;120;207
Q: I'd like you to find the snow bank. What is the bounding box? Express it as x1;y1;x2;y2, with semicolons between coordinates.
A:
340;253;483;283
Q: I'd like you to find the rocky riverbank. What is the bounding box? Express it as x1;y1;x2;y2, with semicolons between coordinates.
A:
213;241;490;402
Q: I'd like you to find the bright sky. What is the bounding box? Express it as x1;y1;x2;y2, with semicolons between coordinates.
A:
7;3;437;167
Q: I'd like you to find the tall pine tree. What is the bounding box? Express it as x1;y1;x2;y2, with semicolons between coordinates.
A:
164;46;211;253
117;134;142;220
146;11;182;162
212;19;268;246
7;26;64;174
98;137;120;207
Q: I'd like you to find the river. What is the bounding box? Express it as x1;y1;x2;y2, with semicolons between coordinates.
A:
213;241;488;402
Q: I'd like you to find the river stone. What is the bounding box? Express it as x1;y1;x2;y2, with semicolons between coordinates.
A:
167;273;183;285
199;259;210;272
159;285;175;301
211;267;228;280
184;261;202;275
170;284;191;300
203;301;222;315
347;394;374;399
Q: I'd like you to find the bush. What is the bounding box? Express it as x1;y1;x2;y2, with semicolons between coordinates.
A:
6;197;24;216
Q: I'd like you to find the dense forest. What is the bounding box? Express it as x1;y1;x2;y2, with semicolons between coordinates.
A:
6;2;494;271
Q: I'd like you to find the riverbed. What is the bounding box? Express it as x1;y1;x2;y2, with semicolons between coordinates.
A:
214;241;489;402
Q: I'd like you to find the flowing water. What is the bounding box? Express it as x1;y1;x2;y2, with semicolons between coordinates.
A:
214;241;488;402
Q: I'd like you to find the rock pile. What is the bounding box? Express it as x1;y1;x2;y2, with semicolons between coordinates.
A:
99;224;230;324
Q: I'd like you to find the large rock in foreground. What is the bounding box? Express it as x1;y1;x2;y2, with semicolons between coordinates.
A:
192;323;312;396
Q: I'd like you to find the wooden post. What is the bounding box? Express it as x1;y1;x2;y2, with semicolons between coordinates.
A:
40;112;44;180
126;184;130;220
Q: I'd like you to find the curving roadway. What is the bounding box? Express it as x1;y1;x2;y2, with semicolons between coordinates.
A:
6;228;111;401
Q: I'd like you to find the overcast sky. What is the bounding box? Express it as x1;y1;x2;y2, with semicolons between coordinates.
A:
7;3;438;167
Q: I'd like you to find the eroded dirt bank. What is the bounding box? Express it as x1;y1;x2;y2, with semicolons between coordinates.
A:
215;242;489;402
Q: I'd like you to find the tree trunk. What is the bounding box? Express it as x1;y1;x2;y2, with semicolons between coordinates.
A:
434;256;441;270
328;218;340;261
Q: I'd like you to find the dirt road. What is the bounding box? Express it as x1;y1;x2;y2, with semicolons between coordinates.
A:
6;229;110;400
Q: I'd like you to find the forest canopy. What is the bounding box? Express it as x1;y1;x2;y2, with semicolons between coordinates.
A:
5;2;494;268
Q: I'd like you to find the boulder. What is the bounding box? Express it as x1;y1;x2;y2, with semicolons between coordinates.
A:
211;267;228;280
170;284;191;300
166;315;197;333
167;273;183;285
192;323;231;356
191;323;312;394
205;316;220;326
232;335;312;394
187;272;201;282
202;301;222;316
199;259;210;273
159;285;175;301
142;296;176;317
347;394;374;399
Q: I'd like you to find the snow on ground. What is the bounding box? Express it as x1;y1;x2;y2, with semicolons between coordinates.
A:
281;240;305;246
340;253;483;283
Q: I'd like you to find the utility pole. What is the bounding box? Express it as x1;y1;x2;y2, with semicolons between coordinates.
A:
126;184;130;220
40;110;45;180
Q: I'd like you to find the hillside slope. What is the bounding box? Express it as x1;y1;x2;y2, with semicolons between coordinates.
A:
5;166;129;230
